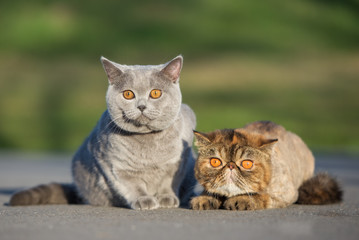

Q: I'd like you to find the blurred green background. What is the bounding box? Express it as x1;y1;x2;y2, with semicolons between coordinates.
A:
0;0;358;153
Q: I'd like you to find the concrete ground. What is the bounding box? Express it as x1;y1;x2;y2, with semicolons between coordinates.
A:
0;152;358;240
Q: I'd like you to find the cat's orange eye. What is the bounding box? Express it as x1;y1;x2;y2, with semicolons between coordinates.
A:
150;89;162;99
123;90;135;100
241;160;253;169
210;158;222;168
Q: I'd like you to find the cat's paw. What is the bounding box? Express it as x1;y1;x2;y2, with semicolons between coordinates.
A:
157;194;180;208
223;195;268;211
190;195;221;210
131;196;160;210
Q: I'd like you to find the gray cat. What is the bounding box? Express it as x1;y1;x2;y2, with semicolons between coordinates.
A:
10;55;197;210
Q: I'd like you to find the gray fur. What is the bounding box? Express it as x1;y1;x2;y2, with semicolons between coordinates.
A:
72;56;196;209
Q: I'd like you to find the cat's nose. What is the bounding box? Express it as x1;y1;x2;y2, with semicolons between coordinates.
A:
137;105;146;112
227;162;236;170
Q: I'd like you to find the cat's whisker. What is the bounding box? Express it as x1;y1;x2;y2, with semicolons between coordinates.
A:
94;114;124;145
94;113;138;144
236;175;257;205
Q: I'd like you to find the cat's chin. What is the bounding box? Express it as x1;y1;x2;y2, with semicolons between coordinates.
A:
113;117;164;134
120;112;151;127
208;182;246;198
116;122;153;134
110;110;177;133
134;115;152;125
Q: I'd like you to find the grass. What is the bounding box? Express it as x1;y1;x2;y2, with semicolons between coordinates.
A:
0;53;358;153
182;54;359;152
1;0;359;59
0;0;358;153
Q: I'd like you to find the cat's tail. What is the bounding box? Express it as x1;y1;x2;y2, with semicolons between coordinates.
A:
9;183;82;206
296;172;342;205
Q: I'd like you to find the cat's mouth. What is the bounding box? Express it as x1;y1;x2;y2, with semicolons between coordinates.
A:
208;171;249;197
124;108;161;124
124;114;149;126
225;170;237;182
117;109;166;132
210;182;244;197
135;114;152;125
122;111;154;127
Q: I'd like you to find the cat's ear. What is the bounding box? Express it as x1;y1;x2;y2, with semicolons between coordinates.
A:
259;138;278;153
160;55;183;83
193;130;211;148
100;56;124;85
234;128;277;150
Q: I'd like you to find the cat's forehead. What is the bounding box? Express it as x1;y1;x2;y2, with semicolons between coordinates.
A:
121;65;162;80
206;129;235;144
112;66;171;91
208;143;263;163
114;62;165;72
207;129;273;149
202;130;268;158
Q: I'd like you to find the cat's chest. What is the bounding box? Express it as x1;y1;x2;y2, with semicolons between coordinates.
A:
104;128;183;168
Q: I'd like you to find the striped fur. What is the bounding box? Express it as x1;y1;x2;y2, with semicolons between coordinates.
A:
191;121;342;210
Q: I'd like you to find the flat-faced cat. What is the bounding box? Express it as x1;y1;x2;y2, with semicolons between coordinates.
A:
10;56;197;210
191;121;342;210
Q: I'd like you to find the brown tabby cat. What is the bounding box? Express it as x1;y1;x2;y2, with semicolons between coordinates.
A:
191;121;342;210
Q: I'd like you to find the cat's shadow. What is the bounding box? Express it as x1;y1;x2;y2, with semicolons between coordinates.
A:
0;188;21;195
0;188;22;206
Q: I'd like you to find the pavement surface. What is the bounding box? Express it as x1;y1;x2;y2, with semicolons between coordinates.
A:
0;152;358;240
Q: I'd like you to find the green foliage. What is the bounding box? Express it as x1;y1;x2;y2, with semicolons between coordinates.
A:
181;55;359;152
0;0;358;152
1;0;359;59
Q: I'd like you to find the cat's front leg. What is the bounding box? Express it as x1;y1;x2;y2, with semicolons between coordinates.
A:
156;193;180;208
125;184;161;210
131;196;160;210
155;189;180;209
190;195;222;210
223;193;270;211
155;166;181;209
119;187;160;210
99;166;160;210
